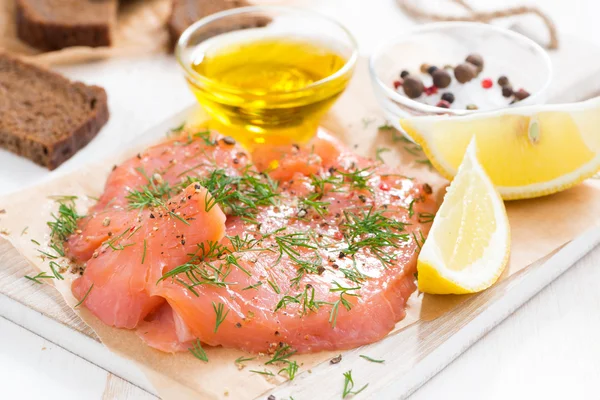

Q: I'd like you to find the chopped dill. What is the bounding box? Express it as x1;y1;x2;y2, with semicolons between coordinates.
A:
49;261;64;280
329;282;361;328
342;370;368;398
141;239;147;264
242;281;263;290
418;212;435;223
375;147;390;163
359;355;384;363
250;369;275;377
378;122;394;130
75;284;94;308
188;339;209;362
24;271;54;284
212;302;229;333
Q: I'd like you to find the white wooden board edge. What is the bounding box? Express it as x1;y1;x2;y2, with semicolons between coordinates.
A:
0;294;158;397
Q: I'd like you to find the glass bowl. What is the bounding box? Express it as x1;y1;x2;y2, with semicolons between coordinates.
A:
369;22;552;135
176;6;358;148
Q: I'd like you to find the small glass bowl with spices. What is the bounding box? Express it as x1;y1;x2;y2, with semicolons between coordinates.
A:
176;6;358;149
369;22;552;137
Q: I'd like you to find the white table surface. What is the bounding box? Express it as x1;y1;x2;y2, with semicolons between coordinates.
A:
2;0;600;399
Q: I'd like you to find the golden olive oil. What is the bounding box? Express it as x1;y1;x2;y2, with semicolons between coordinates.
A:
187;37;352;148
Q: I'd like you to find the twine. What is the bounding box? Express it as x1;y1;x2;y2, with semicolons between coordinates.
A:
396;0;559;49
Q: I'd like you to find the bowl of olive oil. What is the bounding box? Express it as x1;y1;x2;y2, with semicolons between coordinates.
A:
176;6;358;149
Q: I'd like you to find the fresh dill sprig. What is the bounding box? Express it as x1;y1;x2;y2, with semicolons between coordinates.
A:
412;230;426;252
250;369;275;377
299;193;330;217
265;344;299;381
48;261;64;280
274;284;328;314
375;147;390;163
359;355;384;363
212;302;229;333
310;173;343;195
338;168;374;193
407;198;416;218
242;281;263;290
279;360;299;380
378;122;394;131
341;208;409;267
265;344;296;365
416;158;433;169
361;117;375;129
141;239;147;264
342;370;368;398
418;212;435;223
46;196;82;255
24;271;54;284
198;168;279;219
235;356;255;364
188;339;209;362
267;279;281;294
75;284;94;308
274;232;317;264
338;266;367;285
329;282;361;328
126;168;189;226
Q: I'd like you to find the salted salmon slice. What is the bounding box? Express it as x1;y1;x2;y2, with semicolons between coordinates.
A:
71;183;226;329
68;129;436;354
136;302;196;353
66;132;250;264
138;131;436;353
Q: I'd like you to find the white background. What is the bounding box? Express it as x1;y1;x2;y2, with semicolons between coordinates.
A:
2;0;600;399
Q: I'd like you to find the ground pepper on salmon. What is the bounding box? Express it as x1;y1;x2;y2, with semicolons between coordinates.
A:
62;128;436;356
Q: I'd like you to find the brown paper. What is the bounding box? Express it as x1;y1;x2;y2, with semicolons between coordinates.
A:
2;58;600;399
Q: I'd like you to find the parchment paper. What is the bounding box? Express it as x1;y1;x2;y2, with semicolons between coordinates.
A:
2;59;600;399
0;0;309;66
0;0;172;65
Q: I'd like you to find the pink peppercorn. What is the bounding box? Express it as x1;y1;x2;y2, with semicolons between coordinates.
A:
424;85;438;96
393;79;403;89
481;78;493;89
436;100;451;109
379;182;390;191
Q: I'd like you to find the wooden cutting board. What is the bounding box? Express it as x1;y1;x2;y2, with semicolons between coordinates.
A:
2;5;600;397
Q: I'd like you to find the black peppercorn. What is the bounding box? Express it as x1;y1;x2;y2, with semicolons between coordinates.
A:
402;76;424;99
222;136;236;145
427;65;438;75
514;89;530;101
432;69;451;88
501;85;513;98
400;70;410;78
441;92;455;104
497;75;509;86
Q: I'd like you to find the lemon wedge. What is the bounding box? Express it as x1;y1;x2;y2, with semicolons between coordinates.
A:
400;97;600;200
417;139;510;294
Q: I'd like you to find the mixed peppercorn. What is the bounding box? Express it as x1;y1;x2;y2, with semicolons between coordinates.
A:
392;53;531;110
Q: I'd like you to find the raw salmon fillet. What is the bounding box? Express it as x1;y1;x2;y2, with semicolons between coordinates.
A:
67;129;436;354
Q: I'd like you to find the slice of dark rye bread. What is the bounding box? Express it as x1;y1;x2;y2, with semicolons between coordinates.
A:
0;53;109;170
168;0;271;49
15;0;118;51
